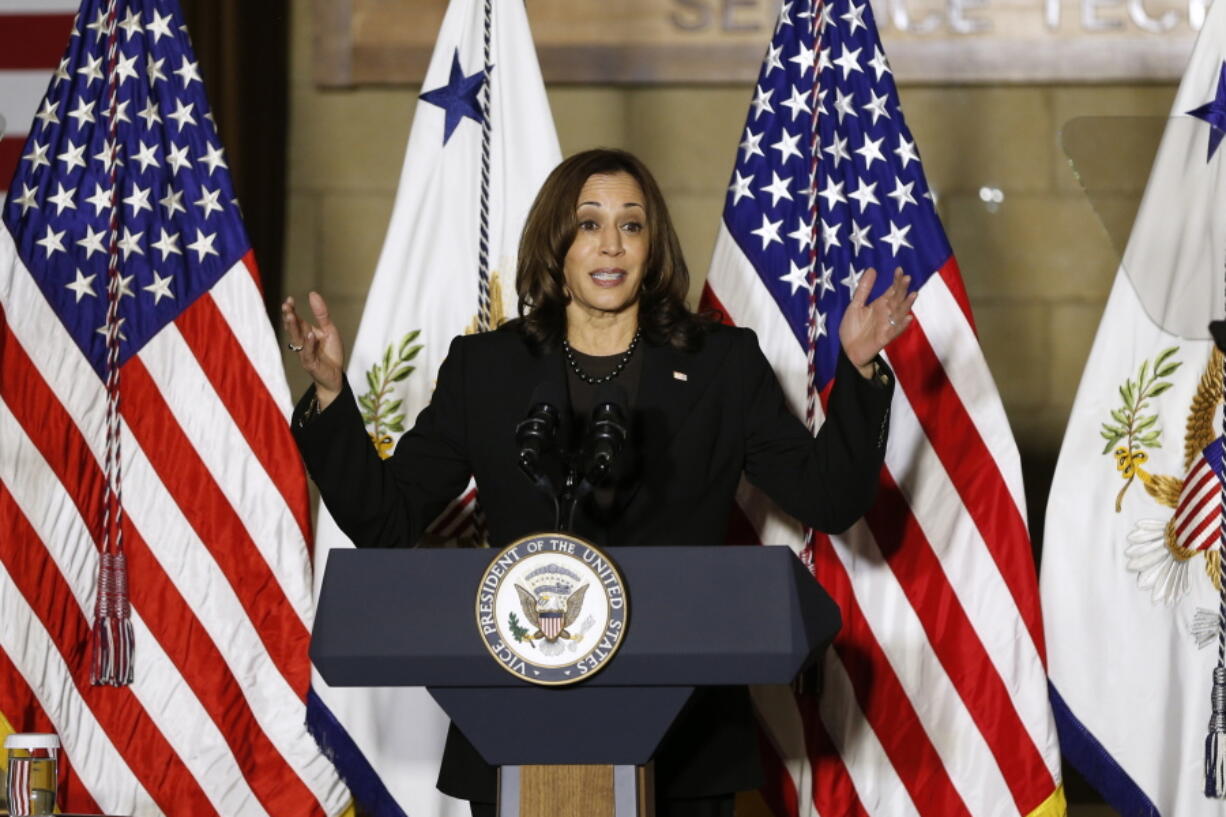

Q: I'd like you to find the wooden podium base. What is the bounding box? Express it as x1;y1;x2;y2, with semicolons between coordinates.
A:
498;764;654;817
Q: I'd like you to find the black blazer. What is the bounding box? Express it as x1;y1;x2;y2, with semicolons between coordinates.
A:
293;322;893;801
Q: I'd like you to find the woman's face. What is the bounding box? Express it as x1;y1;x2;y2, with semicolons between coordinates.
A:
562;172;649;324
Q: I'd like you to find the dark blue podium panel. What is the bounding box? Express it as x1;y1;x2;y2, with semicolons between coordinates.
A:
430;686;694;766
311;545;841;689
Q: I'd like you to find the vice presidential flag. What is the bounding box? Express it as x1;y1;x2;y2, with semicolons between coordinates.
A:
1041;0;1226;813
0;0;347;814
703;0;1064;813
305;0;560;814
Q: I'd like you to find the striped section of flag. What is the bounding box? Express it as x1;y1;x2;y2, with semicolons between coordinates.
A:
0;2;76;194
426;483;480;540
1173;445;1224;555
702;0;1064;813
0;1;347;814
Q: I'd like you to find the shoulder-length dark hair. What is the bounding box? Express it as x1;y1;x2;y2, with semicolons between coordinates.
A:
515;148;707;352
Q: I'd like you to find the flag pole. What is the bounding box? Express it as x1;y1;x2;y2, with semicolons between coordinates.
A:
1205;311;1226;796
90;0;134;689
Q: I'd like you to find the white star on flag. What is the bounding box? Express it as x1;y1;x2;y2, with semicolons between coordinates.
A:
65;268;96;302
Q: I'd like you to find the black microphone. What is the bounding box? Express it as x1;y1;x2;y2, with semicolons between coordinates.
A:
516;381;565;473
585;382;629;483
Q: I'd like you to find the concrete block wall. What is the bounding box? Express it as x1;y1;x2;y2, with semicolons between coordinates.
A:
284;0;1177;538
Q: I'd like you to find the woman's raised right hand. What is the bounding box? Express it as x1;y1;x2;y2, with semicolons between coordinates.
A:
282;291;345;409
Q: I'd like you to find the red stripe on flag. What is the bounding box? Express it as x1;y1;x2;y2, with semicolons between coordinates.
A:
699;282;738;326
812;531;973;817
796;691;870;817
121;533;325;815
0;487;218;817
0;642;102;814
121;358;312;695
1175;490;1213;539
1175;466;1215;534
240;248;266;296
428;493;469;534
1;138;26;191
428;488;475;534
118;523;327;815
0;15;73;69
1180;458;1213;498
1;311;323;813
865;474;1057;813
887;315;1045;660
174;292;312;543
0;307;104;543
936;257;977;335
755;724;800;817
1179;506;1218;553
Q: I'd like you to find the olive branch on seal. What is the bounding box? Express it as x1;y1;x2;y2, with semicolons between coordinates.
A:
358;330;422;460
1101;347;1180;512
507;612;532;647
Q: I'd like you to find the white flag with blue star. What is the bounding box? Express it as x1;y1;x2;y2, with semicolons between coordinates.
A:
305;1;560;815
1042;0;1226;813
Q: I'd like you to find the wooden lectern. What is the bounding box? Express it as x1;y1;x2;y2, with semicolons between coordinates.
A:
311;546;841;817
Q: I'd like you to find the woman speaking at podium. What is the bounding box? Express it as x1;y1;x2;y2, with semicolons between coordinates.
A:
283;149;911;817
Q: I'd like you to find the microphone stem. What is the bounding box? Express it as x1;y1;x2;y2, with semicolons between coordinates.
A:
556;469;577;532
566;499;578;533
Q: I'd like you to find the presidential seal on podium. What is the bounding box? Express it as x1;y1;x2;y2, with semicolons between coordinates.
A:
475;533;628;686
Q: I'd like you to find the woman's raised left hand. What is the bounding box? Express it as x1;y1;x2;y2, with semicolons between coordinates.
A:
838;266;917;377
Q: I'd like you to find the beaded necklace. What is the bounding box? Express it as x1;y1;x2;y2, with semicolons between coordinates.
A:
562;328;643;385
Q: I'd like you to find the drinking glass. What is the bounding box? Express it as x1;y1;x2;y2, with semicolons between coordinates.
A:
4;733;58;816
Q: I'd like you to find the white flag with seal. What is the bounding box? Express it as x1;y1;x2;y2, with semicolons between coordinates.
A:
304;1;561;814
1042;1;1226;813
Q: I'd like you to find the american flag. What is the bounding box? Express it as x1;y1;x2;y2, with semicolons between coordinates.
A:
0;1;347;814
0;2;78;194
702;1;1065;814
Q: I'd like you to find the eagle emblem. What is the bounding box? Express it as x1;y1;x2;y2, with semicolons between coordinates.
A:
463;270;508;335
1105;346;1226;607
476;533;628;685
513;564;588;649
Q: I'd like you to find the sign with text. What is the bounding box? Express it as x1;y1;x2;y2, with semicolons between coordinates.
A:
314;0;1204;84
